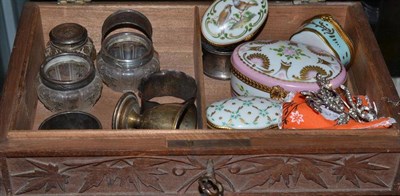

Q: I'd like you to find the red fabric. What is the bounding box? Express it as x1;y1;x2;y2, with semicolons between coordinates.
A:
281;93;394;129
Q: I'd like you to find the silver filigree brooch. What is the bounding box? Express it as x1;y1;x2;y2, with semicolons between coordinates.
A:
301;74;378;125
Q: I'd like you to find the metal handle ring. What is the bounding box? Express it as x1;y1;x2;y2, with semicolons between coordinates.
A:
101;9;153;42
198;176;224;196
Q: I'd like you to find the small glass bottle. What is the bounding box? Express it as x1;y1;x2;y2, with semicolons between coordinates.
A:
45;23;96;60
37;53;102;112
96;9;160;93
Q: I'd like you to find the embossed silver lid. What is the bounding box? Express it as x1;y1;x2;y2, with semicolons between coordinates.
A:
50;23;88;47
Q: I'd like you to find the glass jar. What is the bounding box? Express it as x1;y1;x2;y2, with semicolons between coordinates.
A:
96;9;160;92
45;23;96;60
37;53;103;112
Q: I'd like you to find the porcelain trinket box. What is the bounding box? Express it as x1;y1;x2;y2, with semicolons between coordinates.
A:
206;96;282;129
290;14;354;68
230;40;347;100
201;0;268;47
201;0;268;80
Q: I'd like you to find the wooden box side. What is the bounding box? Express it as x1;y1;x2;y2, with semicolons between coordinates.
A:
344;4;400;120
0;3;44;139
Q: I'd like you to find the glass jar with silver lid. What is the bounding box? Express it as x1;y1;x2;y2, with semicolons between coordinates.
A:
96;9;160;92
45;23;96;60
37;53;102;112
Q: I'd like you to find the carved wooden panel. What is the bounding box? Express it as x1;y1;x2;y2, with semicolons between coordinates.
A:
5;153;399;195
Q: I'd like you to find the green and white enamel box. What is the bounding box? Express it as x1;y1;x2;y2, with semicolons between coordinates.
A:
206;96;282;129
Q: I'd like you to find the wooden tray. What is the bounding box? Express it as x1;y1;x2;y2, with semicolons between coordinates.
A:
1;1;400;195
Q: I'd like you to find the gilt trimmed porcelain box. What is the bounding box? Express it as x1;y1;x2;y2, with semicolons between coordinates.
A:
290;14;354;68
230;40;347;100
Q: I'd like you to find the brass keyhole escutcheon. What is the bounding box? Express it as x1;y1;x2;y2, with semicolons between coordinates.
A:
198;160;224;196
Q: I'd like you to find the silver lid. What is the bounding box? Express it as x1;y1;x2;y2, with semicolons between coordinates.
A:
50;23;88;47
39;53;95;91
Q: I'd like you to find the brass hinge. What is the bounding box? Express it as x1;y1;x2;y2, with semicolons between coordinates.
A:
292;0;326;5
58;0;91;4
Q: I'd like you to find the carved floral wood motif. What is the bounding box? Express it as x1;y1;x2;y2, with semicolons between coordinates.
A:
6;153;399;195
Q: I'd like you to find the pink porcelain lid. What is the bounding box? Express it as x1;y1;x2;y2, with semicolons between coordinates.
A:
231;40;347;92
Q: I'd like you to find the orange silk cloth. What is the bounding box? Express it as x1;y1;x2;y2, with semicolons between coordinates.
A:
281;93;395;129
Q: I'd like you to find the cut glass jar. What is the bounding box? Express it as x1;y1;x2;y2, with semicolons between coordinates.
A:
96;9;160;92
45;23;96;60
37;53;102;112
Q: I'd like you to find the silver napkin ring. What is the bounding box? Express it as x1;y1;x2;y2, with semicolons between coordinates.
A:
138;70;197;112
